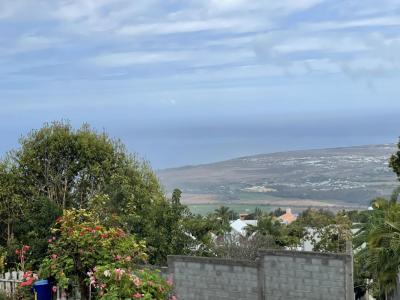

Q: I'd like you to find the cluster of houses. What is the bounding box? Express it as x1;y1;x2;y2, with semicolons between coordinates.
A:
229;208;298;237
227;208;321;252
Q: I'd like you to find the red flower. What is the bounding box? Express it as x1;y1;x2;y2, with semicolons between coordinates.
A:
20;277;35;287
133;293;143;299
22;245;30;252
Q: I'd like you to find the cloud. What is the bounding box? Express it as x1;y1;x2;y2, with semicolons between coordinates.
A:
1;0;400;89
90;51;191;67
117;18;261;36
301;16;400;31
90;48;255;69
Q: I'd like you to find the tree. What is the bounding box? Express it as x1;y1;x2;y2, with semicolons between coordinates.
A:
0;121;199;266
353;196;400;299
0;162;25;246
13;122;141;210
310;213;352;253
390;139;400;181
171;188;182;205
212;234;277;260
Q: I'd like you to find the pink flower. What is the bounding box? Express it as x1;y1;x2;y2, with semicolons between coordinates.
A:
51;254;58;260
114;268;125;280
133;277;141;287
115;255;121;261
52;286;57;293
166;278;173;286
170;296;177;300
125;256;132;262
48;239;53;243
133;293;143;299
20;277;34;287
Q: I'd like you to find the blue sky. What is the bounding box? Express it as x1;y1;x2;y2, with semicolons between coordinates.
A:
1;0;400;168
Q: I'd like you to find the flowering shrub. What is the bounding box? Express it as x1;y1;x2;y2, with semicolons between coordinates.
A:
15;245;30;271
89;265;174;299
15;270;38;299
20;271;38;287
39;209;174;299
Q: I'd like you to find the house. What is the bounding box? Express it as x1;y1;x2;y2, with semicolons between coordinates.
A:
230;218;258;237
278;208;297;225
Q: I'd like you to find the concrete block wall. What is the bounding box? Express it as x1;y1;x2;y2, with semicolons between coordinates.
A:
260;250;353;300
168;250;353;300
168;256;259;300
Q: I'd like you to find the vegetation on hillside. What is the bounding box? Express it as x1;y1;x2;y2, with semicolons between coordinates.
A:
0;122;399;299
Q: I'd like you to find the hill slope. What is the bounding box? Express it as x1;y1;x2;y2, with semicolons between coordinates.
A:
158;144;399;208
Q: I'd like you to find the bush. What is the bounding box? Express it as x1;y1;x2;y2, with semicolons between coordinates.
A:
39;209;174;299
91;266;174;299
0;291;12;300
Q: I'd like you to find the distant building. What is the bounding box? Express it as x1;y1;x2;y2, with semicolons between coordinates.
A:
239;213;250;220
278;208;298;225
230;219;257;237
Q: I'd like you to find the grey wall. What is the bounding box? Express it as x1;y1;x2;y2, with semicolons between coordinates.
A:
168;250;354;300
168;256;259;300
261;250;354;300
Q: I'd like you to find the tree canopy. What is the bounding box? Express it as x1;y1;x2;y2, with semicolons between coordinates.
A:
0;121;212;267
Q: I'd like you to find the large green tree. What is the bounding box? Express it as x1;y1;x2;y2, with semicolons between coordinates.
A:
0;121;211;266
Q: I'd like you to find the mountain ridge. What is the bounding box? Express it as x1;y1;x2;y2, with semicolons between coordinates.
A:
158;144;399;208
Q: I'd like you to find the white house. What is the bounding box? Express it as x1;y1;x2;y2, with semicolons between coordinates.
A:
230;219;258;237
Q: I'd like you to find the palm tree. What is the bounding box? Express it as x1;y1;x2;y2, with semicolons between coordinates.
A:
354;195;400;299
214;206;233;222
212;206;234;235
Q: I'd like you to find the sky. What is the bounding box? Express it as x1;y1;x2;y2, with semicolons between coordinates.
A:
1;0;400;169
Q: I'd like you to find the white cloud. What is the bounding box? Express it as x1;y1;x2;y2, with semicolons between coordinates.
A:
90;51;191;67
90;48;255;68
117;18;262;36
301;16;400;31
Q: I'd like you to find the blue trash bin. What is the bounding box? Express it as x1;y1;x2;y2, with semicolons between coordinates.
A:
33;279;52;300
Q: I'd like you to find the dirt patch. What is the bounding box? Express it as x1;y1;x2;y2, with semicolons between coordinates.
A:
181;193;220;204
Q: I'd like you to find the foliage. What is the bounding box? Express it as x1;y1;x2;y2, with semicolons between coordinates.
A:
0;161;25;247
15;271;39;300
0;247;6;273
389;139;400;180
212;206;236;233
353;194;400;299
295;208;335;228
212;234;277;260
246;214;292;247
269;207;285;217
307;213;352;253
0;291;13;300
39;209;148;299
14;122;130;210
0;121;197;266
91;266;174;300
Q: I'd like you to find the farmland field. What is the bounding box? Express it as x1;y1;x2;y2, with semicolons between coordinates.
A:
187;203;273;216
